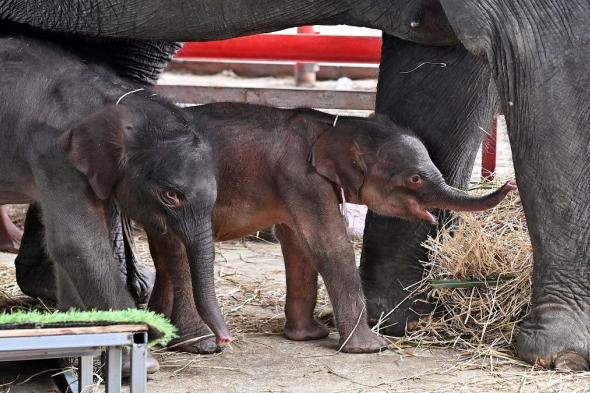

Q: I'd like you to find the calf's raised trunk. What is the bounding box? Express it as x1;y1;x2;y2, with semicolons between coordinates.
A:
426;180;516;212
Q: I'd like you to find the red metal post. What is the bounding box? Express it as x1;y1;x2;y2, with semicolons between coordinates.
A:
294;26;318;86
481;113;498;180
177;34;382;63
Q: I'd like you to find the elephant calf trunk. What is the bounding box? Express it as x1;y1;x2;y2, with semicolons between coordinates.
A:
430;180;517;212
186;228;233;347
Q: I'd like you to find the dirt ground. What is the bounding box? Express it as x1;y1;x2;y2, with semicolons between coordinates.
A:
1;239;590;393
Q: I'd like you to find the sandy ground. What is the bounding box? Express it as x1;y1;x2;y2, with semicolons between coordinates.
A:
1;239;590;392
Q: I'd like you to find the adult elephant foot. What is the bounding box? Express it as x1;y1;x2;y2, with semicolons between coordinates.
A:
516;304;590;371
361;36;497;336
283;318;330;341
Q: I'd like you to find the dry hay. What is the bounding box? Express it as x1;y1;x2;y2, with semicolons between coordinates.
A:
397;183;532;356
0;265;46;313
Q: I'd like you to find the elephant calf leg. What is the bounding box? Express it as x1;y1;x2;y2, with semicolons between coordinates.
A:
147;232;219;354
283;206;388;353
0;205;22;253
275;224;329;341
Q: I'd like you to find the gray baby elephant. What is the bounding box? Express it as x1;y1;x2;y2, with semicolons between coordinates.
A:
0;34;231;347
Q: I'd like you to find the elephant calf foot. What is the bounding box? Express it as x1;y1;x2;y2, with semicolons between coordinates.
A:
516;304;590;371
167;334;220;354
339;328;389;354
283;318;330;341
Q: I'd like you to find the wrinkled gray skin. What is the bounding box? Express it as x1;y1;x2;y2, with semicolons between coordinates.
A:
439;0;590;371
4;0;588;369
362;36;498;335
0;35;230;347
0;0;456;84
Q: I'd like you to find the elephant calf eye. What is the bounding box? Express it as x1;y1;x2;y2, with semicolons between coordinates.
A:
160;190;182;208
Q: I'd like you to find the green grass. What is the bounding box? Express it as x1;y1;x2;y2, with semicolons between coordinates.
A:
0;309;177;347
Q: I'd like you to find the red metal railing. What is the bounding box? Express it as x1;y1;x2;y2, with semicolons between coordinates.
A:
178;34;382;63
177;33;497;179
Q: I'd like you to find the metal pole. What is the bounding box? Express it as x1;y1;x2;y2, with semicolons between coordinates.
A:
78;355;94;392
482;113;498;180
130;333;147;393
294;26;318;86
105;347;122;393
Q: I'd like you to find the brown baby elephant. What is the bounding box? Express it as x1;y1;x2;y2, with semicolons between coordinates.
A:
149;103;515;354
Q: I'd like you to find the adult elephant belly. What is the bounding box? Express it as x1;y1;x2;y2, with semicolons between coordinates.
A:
0;0;458;85
439;0;590;371
361;35;497;335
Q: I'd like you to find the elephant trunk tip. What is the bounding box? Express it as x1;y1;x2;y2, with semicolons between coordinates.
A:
423;179;517;214
500;180;518;196
217;334;233;347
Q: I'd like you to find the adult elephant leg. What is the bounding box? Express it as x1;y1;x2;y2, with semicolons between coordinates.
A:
110;201;154;306
15;204;58;303
440;0;590;370
361;35;497;335
15;202;153;307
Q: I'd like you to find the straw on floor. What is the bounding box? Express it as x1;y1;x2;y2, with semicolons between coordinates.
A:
397;184;532;355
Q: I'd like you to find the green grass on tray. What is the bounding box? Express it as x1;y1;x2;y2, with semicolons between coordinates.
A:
0;309;177;346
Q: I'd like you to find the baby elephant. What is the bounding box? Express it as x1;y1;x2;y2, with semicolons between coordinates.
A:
150;103;516;354
0;34;231;347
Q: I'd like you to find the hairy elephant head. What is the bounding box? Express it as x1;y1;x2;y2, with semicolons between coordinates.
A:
311;115;515;224
58;98;232;346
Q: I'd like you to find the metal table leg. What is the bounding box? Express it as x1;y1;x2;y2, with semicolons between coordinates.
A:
105;347;122;393
130;332;147;393
78;355;94;392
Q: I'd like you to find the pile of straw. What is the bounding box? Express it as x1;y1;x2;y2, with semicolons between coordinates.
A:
403;186;532;352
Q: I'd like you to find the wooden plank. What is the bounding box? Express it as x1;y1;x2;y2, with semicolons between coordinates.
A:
0;324;148;338
154;85;376;110
167;60;379;80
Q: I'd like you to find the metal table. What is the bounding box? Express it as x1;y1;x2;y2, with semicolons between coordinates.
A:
0;324;148;393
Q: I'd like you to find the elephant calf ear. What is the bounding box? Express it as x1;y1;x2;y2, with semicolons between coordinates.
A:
311;129;366;200
57;105;133;200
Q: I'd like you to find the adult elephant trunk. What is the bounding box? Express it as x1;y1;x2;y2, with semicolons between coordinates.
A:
425;181;516;212
179;218;232;346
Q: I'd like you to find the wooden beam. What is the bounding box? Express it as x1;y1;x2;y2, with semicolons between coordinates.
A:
154;85;376;110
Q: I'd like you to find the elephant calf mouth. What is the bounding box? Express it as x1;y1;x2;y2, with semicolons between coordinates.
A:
407;202;437;225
